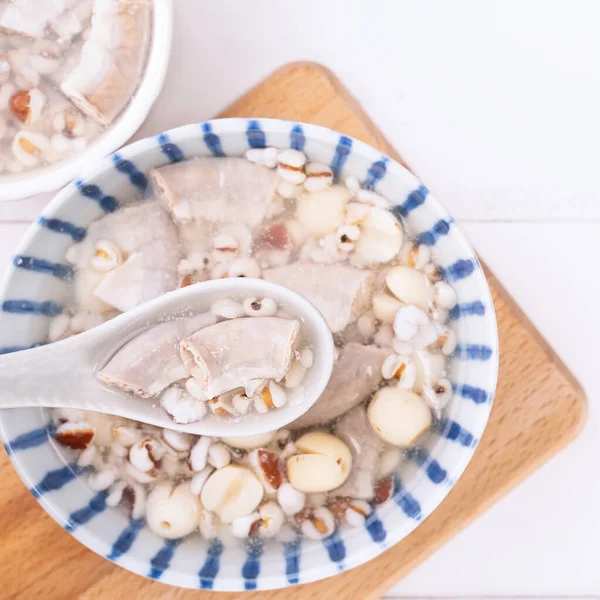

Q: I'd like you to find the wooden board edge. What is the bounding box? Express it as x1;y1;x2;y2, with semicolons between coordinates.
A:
484;268;588;438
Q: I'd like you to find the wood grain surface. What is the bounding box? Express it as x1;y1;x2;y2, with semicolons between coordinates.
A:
0;62;587;600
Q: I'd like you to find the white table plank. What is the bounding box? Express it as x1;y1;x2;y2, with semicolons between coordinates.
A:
133;0;600;223
0;193;53;222
0;222;32;266
13;0;600;222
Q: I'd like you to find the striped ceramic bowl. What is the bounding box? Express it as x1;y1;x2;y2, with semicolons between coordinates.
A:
0;118;498;591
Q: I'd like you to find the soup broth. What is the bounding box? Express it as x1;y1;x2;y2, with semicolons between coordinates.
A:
51;147;458;543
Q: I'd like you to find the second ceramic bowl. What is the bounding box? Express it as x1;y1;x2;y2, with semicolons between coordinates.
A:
0;0;173;202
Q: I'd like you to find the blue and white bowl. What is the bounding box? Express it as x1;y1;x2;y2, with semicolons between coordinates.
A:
0;118;499;591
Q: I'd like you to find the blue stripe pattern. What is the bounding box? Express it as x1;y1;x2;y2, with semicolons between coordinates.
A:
107;519;145;560
330;135;352;179
38;217;86;241
75;180;119;212
246;120;266;148
31;463;81;498
322;529;346;567
441;258;476;281
391;185;428;219
112;154;148;191
4;423;53;455
2;299;62;317
0;343;42;355
450;301;486;320
393;476;422;520
157;133;185;163
202;122;225;157
65;491;107;532
284;539;301;585
13;256;73;280
290;124;306;151
363;157;388;189
199;538;223;589
407;447;448;484
455;344;493;361
417;218;453;246
438;419;478;447
148;539;180;579
454;383;489;404
364;512;387;543
242;539;263;590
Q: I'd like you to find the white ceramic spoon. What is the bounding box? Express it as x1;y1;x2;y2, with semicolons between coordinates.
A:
0;279;335;437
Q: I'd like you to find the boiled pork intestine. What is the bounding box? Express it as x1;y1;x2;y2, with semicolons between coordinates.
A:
98;312;217;398
97;301;309;423
289;343;387;430
149;157;278;230
61;0;151;125
180;317;299;400
263;263;375;334
333;406;383;500
69;201;180;315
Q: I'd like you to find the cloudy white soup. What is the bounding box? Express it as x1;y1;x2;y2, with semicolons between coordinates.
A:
51;147;458;542
0;0;151;174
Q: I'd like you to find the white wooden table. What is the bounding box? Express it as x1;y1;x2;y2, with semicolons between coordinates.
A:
1;1;598;597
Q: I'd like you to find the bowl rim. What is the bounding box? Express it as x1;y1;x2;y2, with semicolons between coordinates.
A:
0;0;174;202
0;117;499;590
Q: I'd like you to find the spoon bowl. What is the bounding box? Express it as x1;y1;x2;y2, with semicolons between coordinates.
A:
0;278;335;437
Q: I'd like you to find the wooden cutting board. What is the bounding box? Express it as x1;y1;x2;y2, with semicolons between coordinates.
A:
0;63;587;600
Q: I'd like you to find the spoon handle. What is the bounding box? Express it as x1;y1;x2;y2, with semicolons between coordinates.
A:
0;299;162;411
0;334;216;432
0;335;100;410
